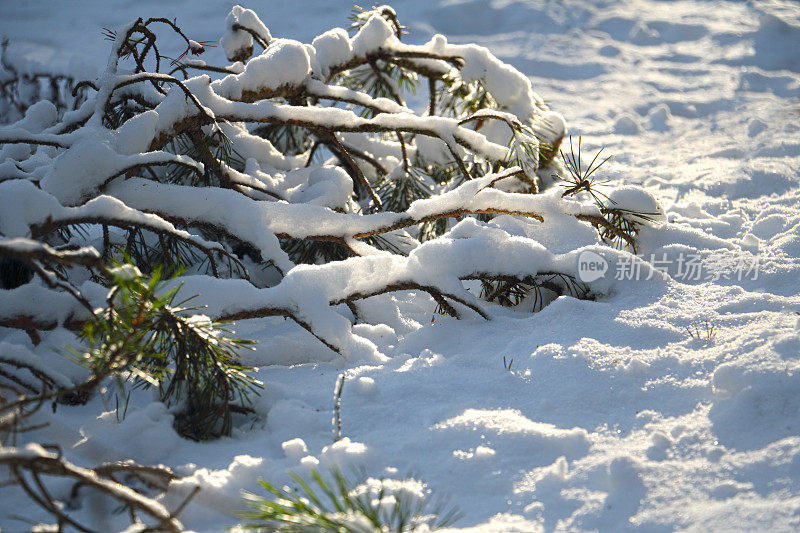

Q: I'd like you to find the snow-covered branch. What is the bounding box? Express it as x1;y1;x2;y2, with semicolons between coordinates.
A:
0;2;664;438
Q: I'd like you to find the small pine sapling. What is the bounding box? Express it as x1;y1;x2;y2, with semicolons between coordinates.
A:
239;468;461;532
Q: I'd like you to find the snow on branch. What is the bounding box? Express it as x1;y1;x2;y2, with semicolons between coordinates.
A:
0;3;664;401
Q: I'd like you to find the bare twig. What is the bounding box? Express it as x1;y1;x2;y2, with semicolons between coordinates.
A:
0;446;187;532
333;374;345;442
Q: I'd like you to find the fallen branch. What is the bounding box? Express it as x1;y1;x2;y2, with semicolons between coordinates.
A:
0;444;189;532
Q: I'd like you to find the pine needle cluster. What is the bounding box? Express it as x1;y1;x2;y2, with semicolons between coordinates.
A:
240;469;461;532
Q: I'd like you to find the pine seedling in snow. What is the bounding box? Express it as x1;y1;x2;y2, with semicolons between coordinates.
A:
239;468;461;532
558;136;665;252
686;320;716;341
79;263;261;441
558;135;614;205
0;241;260;442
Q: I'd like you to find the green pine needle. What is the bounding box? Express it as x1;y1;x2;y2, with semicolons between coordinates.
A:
239;468;461;532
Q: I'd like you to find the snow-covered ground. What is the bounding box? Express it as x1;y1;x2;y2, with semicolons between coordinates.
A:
2;0;800;530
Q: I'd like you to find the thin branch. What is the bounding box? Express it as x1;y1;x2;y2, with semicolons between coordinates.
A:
428;77;436;116
231;23;269;50
332;281;488;320
112;72;214;124
368;59;404;105
445;141;471;182
396;131;410;174
304;79;409;115
575;213;636;250
338;141;388;175
0;131;71;148
349;207;543;240
326;49;464;82
152;103;509;165
219;306;343;355
0;447;185;532
30;214;248;280
318;128;382;209
304;140;320;167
